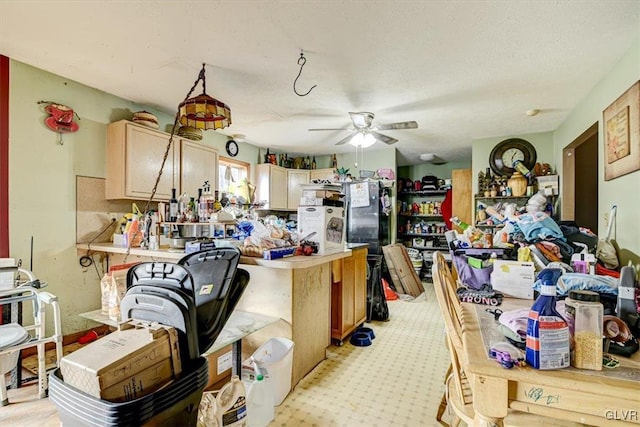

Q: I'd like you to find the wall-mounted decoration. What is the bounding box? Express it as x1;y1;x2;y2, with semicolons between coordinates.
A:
38;101;80;145
604;80;640;181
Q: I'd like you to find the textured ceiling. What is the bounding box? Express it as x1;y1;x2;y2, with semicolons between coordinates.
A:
1;1;638;165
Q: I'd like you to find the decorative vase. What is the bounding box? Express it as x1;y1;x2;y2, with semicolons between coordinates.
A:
508;172;528;197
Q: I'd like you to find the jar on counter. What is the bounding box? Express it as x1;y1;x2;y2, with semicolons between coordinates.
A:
565;290;603;370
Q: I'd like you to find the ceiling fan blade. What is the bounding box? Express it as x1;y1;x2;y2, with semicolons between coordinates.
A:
376;121;418;130
308;127;352;131
370;131;398;145
335;133;356;146
349;112;374;129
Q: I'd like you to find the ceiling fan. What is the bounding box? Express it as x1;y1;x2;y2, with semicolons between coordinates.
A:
308;112;418;147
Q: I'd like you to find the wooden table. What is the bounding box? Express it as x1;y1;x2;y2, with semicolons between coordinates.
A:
460;298;640;426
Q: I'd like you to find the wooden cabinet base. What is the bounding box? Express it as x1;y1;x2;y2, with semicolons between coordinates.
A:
331;247;368;343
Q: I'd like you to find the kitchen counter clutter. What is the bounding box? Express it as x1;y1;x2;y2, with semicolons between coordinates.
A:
76;242;366;388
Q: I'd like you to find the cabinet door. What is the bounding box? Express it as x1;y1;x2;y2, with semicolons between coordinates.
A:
256;164;288;209
270;166;288;209
309;168;334;181
287;170;310;210
352;248;368;325
179;139;218;197
124;123;175;200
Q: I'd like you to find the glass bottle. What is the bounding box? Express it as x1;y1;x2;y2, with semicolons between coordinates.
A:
169;188;179;222
197;188;204;222
178;192;190;222
312;156;317;170
214;190;222;212
201;181;215;220
187;197;197;222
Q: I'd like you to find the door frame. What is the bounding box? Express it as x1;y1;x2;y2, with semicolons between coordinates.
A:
0;55;8;257
561;122;598;221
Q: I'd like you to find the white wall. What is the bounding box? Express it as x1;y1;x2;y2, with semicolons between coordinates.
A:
554;37;640;266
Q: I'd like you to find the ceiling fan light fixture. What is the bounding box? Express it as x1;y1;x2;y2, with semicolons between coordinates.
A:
419;153;447;165
349;131;376;148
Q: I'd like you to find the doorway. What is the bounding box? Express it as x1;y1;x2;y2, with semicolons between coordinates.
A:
562;122;599;233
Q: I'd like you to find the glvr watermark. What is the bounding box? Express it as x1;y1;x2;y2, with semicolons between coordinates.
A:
605;410;638;421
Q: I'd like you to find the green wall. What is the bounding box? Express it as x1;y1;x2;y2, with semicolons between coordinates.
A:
471;131;555;195
8;60;258;334
397;160;472;184
553;37;640;267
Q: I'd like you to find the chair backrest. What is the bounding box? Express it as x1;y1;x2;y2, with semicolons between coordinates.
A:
432;252;464;353
432;251;472;406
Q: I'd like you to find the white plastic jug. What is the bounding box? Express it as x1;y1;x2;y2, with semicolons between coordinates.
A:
246;374;274;427
216;375;248;427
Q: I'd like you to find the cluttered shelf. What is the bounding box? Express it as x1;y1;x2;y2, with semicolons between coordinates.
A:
398;213;443;219
398;190;448;197
400;233;446;238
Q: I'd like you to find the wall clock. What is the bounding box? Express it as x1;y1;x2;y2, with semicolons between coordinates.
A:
489;138;537;176
225;139;239;157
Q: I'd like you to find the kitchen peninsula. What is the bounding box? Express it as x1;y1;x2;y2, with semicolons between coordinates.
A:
76;242;366;387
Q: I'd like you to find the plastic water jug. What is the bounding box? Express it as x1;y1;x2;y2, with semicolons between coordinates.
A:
246;374;274;427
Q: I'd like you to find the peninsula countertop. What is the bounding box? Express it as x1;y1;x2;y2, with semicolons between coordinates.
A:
76;242;354;269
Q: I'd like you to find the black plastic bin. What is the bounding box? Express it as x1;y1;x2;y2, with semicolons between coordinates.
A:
49;356;208;427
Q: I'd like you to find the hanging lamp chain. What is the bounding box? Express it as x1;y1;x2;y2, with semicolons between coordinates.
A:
123;63;209;263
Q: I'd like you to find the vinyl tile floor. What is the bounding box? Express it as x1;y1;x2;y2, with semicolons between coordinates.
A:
0;284;451;427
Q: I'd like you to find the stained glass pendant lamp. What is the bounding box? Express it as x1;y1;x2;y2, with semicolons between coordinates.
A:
178;64;231;130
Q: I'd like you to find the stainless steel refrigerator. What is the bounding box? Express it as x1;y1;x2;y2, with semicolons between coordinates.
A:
343;180;391;255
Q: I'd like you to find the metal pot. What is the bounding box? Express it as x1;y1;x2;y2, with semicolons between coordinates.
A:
180;224;201;238
169;237;195;249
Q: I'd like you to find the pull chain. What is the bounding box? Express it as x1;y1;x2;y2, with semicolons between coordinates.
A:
123;64;208;263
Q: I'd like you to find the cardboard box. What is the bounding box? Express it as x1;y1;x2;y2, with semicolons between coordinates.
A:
381;244;424;297
490;260;535;299
299;197;344;207
204;344;233;391
101;357;175;402
297;206;345;255
60;322;181;401
301;190;342;200
537;174;559;196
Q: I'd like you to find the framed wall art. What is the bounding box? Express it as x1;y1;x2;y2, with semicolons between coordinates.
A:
603;80;640;181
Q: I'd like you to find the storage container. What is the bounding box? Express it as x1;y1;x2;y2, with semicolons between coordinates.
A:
565;290;603;370
250;337;294;406
49;356;208;427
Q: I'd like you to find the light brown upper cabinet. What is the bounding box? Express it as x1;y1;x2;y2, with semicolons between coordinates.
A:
287;169;310;210
255;163;288;210
106;120;218;201
106;120;176;200
178;139;218;197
